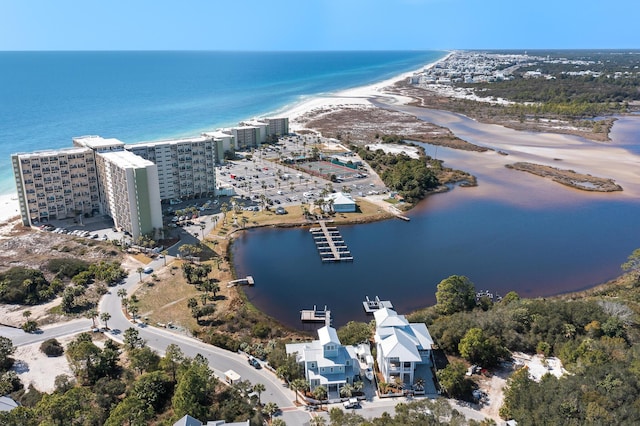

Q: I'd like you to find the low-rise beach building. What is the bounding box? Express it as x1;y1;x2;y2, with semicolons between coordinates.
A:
324;192;356;213
373;308;435;389
286;325;359;398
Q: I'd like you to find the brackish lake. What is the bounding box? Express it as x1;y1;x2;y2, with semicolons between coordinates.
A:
233;113;640;330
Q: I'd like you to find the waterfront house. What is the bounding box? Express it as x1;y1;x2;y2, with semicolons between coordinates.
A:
286;325;359;398
373;308;435;390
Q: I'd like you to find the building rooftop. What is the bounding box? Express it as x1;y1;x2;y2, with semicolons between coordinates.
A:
98;149;156;169
73;135;126;150
127;135;210;148
13;146;92;158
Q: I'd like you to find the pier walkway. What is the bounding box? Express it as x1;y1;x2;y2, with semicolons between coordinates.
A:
309;221;353;262
227;276;255;287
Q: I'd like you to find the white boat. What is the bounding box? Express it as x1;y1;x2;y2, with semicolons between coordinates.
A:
365;367;374;381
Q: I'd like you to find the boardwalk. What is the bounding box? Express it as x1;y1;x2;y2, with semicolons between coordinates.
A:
309;221;353;262
226;276;255;287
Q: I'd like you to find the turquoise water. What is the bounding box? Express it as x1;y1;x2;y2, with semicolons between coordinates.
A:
0;50;445;195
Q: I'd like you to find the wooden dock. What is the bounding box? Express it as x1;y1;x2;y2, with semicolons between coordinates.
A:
300;305;332;327
310;221;353;262
227;276;255;288
362;296;394;314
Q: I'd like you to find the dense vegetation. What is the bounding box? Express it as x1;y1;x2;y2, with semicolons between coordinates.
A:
351;137;439;204
407;258;640;424
0;332;269;426
0;267;62;305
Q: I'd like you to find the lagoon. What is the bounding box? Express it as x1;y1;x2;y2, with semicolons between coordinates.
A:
233;112;640;330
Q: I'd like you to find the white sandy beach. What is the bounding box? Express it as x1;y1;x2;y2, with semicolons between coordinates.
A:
283;53;453;131
0;192;20;224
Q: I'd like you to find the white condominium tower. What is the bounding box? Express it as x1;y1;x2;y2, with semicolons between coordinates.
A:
95;150;162;238
125;135;218;201
11;147;99;225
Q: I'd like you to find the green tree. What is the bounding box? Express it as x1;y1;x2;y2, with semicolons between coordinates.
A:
129;347;160;375
133;371;172;411
100;312;111;329
435;275;476;315
36;386;98;425
253;382;266;406
172;357;215;420
337;321;371;345
290;378;308;404
123;327;145;352
435;360;469;398
86;308;99;328
622;248;640;284
104;395;153;426
0;336;15;370
136;267;144;282
313;385;327;410
160;343;184;383
458;327;505;367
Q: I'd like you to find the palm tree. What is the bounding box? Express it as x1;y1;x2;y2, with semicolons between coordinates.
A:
309;415;326;426
22;310;32;321
263;402;279;423
291;378;308;404
136;267;144;282
86;308;98;328
161;250;168;266
313;385;327;410
100;312;111;329
339;383;354;398
253;383;266;406
129;304;139;320
220;202;229;225
241;216;249;229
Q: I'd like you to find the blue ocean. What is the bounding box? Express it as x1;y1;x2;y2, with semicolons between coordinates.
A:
0;50;445;195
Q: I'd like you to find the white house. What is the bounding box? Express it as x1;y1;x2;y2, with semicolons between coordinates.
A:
324;192;356;213
373;308;434;389
286;325;359;397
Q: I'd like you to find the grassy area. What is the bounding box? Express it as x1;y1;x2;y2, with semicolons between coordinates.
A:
134;261;200;330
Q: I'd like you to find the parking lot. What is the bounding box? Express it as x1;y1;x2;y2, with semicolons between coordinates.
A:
217;135;388;209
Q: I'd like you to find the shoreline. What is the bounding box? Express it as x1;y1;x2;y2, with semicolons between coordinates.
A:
280;52;453;131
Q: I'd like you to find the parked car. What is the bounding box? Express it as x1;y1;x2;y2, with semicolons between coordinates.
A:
248;356;261;369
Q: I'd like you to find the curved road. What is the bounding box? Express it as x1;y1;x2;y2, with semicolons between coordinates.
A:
2;226;312;425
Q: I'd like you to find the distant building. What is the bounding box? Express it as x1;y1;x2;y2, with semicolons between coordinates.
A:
126;135;218;200
227;126;260;150
263;117;289;136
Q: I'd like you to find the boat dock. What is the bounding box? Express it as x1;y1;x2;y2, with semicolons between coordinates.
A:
309;221;353;262
362;296;393;314
227;276;255;288
300;305;332;327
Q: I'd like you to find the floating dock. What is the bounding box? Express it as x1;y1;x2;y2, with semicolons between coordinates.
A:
227;276;255;288
362;296;393;314
309;221;353;262
300;305;332;327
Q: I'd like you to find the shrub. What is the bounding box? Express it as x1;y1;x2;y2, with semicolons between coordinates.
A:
40;339;64;357
252;322;270;339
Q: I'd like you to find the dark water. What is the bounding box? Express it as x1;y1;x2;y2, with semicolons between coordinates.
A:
233;113;640;330
233;194;639;329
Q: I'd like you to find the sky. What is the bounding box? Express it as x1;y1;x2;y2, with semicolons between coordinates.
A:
1;0;639;51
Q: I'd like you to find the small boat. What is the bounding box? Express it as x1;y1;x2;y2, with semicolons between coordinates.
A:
365;367;374;381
